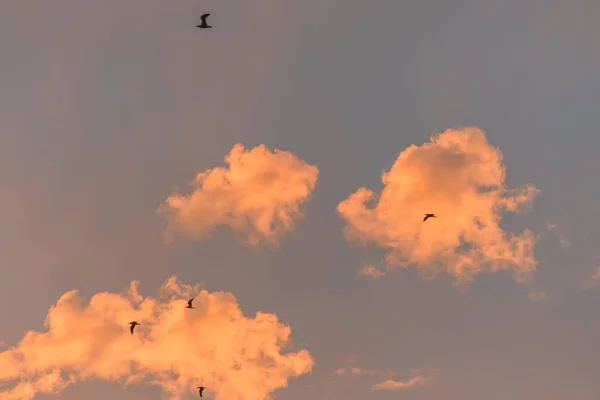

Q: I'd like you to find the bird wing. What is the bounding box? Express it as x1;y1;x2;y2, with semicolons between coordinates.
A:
201;13;210;22
423;215;428;221
188;297;194;306
130;324;134;334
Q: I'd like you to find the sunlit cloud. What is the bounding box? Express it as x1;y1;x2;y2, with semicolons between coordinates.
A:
0;277;314;400
158;143;319;247
338;127;540;285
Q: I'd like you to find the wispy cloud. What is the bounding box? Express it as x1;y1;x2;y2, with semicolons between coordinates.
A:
0;277;313;399
334;359;434;393
357;265;385;279
158;143;319;247
370;376;430;392
334;367;379;376
338;127;540;285
528;290;547;302
370;369;434;392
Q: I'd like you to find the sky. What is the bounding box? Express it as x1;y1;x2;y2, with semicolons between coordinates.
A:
1;0;600;399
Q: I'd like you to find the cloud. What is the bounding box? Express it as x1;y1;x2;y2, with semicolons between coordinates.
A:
370;376;430;392
370;369;434;392
0;277;314;400
357;265;385;279
528;290;547;302
158;143;319;247
337;127;540;285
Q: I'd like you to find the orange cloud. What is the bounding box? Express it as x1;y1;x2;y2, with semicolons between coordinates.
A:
0;277;314;400
337;127;540;285
158;144;319;247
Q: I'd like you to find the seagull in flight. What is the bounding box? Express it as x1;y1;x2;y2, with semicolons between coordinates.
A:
129;321;139;335
197;386;205;397
197;13;212;29
186;298;195;309
423;213;436;222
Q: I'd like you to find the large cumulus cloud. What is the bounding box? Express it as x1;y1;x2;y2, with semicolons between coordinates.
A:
0;277;314;399
337;127;540;284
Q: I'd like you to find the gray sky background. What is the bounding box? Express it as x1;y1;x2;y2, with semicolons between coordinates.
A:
1;1;600;399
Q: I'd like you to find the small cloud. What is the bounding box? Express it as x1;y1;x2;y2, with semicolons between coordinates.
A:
370;370;434;392
338;127;539;286
158;143;319;247
528;290;547;302
358;265;385;279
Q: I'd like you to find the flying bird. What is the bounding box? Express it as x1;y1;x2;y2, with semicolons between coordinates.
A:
423;213;436;222
197;13;212;29
187;298;194;309
129;321;139;335
197;386;205;397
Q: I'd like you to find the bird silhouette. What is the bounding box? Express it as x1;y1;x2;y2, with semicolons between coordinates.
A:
187;298;194;309
129;321;139;334
423;213;436;222
197;13;212;29
197;386;205;397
